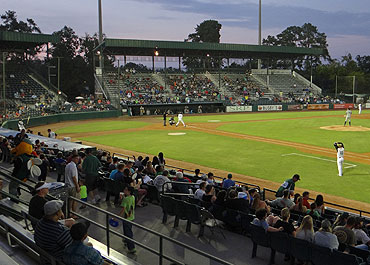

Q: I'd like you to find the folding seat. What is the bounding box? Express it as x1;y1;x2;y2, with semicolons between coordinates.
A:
348;245;369;263
310;244;332;265
289;237;311;265
269;232;290;265
331;249;362;265
160;195;176;224
250;224;270;258
183;201;201;233
173;199;188;228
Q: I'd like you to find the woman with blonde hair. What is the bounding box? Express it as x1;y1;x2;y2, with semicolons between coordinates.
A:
251;193;270;214
296;215;314;242
290;196;307;214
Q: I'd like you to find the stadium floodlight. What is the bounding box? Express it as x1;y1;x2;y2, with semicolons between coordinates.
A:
258;0;262;70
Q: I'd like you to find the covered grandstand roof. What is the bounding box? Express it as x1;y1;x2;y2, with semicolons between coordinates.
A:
100;38;325;59
0;31;59;51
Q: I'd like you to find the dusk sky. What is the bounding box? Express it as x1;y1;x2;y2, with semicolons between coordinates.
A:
2;0;370;59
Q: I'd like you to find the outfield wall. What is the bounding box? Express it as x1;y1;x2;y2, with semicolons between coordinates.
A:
2;110;121;130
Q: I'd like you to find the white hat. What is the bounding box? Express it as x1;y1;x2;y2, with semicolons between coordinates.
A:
36;182;51;191
176;172;183;179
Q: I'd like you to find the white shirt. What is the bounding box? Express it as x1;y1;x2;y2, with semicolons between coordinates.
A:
354;228;370;244
337;147;344;159
178;113;183;120
194;189;205;200
346;109;352;118
65;161;78;188
49;131;56;138
359;104;362;110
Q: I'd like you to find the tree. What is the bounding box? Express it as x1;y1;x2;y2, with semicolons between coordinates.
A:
183;20;222;71
263;23;330;70
0;10;42;61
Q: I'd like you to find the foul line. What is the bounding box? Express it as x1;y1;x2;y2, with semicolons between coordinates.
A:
281;153;357;169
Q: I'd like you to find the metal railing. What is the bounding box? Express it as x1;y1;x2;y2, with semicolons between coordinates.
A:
67;196;232;265
263;188;370;218
112;152;261;190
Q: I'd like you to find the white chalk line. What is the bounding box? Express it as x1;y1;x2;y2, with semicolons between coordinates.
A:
281;153;357;169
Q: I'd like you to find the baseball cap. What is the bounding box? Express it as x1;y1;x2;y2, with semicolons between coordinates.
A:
238;192;247;199
293;174;300;180
35;182;51;191
44;200;64;216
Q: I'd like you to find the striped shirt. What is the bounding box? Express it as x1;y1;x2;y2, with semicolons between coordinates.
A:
34;218;73;259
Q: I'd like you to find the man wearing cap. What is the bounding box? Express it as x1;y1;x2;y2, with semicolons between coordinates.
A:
82;149;102;204
29;182;50;222
275;174;300;197
35;200;73;259
222;174;235;189
63;223;110;265
65;155;80;217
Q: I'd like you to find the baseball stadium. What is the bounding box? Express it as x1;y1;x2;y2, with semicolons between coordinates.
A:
0;2;370;265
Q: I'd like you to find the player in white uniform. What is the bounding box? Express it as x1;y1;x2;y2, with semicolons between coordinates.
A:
344;108;352;126
176;113;186;127
358;103;362;114
334;142;344;176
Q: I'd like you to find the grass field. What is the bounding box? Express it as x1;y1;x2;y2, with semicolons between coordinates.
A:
57;109;370;204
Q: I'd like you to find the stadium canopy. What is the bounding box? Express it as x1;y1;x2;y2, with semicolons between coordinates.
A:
97;38;325;59
0;31;59;51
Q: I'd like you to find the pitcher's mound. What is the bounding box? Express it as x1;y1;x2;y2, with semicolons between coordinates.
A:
320;125;370;132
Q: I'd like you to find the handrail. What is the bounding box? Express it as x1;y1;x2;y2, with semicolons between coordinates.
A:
112;152;261;190
95;73;108;100
262;188;370;217
67;196;232;265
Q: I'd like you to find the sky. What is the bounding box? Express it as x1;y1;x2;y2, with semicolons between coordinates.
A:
1;0;370;59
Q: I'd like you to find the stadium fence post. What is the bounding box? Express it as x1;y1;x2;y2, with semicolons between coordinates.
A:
106;213;110;256
159;236;163;265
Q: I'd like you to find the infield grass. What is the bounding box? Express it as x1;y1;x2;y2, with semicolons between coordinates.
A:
56;121;149;134
81;130;370;203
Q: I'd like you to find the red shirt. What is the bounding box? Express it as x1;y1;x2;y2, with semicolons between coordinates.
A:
303;197;311;209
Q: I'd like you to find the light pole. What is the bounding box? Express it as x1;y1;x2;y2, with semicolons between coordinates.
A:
2;52;6;118
257;0;262;69
98;0;104;69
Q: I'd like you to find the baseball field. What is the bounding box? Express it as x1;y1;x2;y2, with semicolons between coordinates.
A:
34;109;370;211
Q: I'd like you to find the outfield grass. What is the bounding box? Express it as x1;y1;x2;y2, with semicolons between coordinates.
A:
218;116;370;153
176;109;370;123
56;121;149;134
81;130;370;203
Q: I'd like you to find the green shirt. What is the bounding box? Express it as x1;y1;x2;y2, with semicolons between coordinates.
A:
121;195;135;221
80;185;87;199
276;178;295;197
82;155;101;176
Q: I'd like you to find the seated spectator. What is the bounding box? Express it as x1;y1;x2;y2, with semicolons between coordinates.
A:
133;155;143;168
152;156;160;167
48;129;56;139
143;161;156;175
100;152;108;162
314;219;339;250
214;190;227;207
296;215;314;242
267;189;294;209
104;156;112;168
158;152;165;166
34;200;74;259
314;194;325;215
224;189;249;213
248;188;257;207
173;172;190;194
194;182;206;200
353;217;370;250
333;216;356;246
153;170;172;192
274;208;296;236
307;203;321;218
29;182;50;221
252;208;283;232
155;165;163;176
222;174;235;189
206;172;216;185
202;185;216;203
194;168;201;180
290;196;307;214
293;193;301;205
251;193;270;214
332;212;349;229
109;164;125;181
63;222;110;265
108;157;119;172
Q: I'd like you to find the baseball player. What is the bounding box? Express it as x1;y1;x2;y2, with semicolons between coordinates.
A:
344;108;352;126
334;142;344;176
176;112;186;127
358;103;362;114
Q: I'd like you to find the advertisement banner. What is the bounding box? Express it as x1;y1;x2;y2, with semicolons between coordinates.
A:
366;103;370;109
226;106;252;112
257;105;283;112
333;103;354;109
287;105;303;111
307;104;329;110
